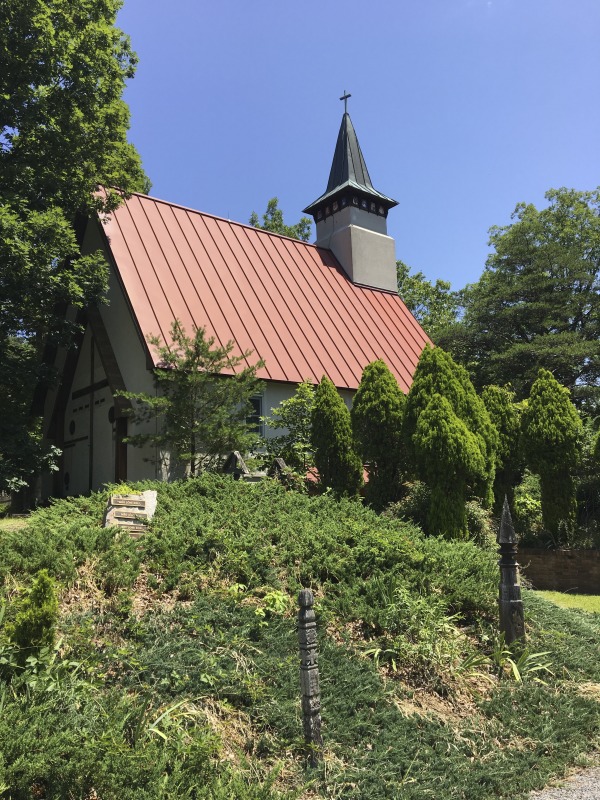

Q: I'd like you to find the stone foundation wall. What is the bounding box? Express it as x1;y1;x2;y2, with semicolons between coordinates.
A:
519;548;600;594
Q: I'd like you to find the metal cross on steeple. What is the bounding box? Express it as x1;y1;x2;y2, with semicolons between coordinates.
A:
340;90;351;114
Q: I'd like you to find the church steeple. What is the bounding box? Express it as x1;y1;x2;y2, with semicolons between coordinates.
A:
304;99;399;292
303;111;397;223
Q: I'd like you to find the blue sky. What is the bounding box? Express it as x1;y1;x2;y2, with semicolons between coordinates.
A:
117;0;600;290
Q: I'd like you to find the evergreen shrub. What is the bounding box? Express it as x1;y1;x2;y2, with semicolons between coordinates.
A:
351;360;405;511
403;346;497;539
481;384;524;514
522;369;583;543
310;376;362;497
6;569;58;662
386;481;496;548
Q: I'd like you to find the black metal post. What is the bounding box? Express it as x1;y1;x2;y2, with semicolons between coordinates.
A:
497;496;525;645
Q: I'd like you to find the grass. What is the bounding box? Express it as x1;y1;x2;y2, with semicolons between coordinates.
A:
0;475;599;799
536;590;600;614
0;517;28;534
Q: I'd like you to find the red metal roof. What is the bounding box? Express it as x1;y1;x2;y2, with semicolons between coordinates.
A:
100;192;430;393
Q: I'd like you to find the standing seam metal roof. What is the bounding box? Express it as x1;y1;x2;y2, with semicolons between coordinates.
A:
101;192;430;392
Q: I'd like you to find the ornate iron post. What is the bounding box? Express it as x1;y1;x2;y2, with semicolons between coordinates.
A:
298;588;323;766
497;496;525;645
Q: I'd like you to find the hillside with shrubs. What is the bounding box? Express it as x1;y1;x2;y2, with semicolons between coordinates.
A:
1;475;599;799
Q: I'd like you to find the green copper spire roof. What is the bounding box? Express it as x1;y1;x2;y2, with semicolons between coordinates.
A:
304;112;398;217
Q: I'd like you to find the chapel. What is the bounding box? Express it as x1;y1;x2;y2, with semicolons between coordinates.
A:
39;105;430;497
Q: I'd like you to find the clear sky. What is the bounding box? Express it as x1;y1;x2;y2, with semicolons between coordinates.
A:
117;0;600;291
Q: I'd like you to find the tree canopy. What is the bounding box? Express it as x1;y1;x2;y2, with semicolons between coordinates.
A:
439;188;600;410
396;260;460;341
249;198;312;242
1;0;149;216
0;0;149;491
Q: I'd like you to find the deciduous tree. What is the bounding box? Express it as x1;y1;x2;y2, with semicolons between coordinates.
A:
0;0;149;491
261;379;315;474
396;260;460;341
439;188;600;410
249;197;312;241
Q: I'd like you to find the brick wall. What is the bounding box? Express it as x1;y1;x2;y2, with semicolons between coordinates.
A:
519;548;600;594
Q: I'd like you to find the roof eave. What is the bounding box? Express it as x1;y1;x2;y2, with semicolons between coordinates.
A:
303;181;398;216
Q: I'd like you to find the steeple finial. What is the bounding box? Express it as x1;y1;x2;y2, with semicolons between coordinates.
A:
340;90;351;114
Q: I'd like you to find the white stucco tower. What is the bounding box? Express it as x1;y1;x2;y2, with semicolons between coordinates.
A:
303;101;398;292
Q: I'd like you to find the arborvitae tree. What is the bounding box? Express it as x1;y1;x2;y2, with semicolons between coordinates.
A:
351;360;405;511
521;368;583;541
261;379;315;473
403;346;498;539
482;385;524;515
311;376;362;497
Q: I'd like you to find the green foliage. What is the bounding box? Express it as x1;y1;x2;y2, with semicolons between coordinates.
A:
512;470;544;544
594;428;600;462
386;481;496;548
490;634;553;684
121;320;264;476
481;385;525;514
0;0;149;216
365;585;462;689
311;376;362;497
573;417;600;548
6;570;58;661
261;380;315;473
1;480;600;798
396;260;460;340
522;369;583;540
439;188;600;410
403;346;498;538
0;0;149;491
351;360;406;511
249;197;312;242
0;207;105;493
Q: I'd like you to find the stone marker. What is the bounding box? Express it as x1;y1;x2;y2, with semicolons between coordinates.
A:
268;457;287;478
497;496;525;645
104;490;157;538
298;588;323;766
222;451;250;480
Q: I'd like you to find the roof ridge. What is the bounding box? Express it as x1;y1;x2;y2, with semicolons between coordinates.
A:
119;191;319;246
